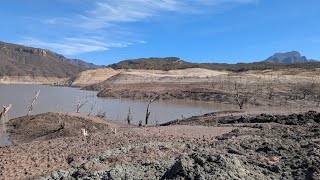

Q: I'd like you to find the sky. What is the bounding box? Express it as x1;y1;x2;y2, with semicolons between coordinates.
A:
0;0;319;65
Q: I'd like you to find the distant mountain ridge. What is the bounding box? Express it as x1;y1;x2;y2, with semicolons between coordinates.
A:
109;52;320;72
263;51;318;64
1;40;319;81
0;41;100;78
110;57;195;70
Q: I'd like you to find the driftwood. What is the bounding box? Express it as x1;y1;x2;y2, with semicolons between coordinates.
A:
0;104;12;124
28;90;40;116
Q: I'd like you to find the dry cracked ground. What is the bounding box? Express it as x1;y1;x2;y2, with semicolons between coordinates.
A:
0;111;319;179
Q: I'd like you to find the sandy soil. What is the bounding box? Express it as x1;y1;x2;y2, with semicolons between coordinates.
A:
102;68;228;85
70;68;119;87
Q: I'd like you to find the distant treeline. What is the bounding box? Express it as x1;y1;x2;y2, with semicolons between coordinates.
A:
109;57;320;72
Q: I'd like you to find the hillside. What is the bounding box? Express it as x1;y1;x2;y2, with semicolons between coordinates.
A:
110;57;197;70
108;54;320;72
67;67;119;87
0;41;99;79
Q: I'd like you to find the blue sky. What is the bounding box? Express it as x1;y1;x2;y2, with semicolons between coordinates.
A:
0;0;319;65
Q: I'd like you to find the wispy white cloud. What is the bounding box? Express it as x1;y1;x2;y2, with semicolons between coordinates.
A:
18;37;135;55
22;0;257;55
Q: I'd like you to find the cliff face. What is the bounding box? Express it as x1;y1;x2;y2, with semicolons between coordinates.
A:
0;41;100;83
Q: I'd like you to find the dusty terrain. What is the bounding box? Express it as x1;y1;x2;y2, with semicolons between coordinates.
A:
85;68;228;87
1;67;320;179
0;111;319;179
57;68;119;87
82;67;320;111
48;67;320;110
0;112;235;179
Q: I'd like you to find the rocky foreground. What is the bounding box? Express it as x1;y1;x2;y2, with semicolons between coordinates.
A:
0;111;319;179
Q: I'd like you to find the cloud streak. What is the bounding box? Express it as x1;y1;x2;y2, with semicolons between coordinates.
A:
18;37;135;55
22;0;257;55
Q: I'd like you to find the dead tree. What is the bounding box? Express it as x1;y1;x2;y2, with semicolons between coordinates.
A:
126;107;132;125
28;90;40;116
266;83;276;100
155;112;158;126
302;81;316;100
96;109;106;118
88;102;97;116
234;82;258;110
138;120;142;127
76;97;89;113
58;116;65;130
0;104;12;124
145;96;159;125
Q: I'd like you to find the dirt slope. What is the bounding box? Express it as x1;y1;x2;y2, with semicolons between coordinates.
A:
6;113;111;144
70;68;119;87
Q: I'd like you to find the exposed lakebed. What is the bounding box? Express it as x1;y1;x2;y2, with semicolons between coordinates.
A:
0;84;228;124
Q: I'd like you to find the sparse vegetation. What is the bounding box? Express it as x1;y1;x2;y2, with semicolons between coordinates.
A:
75;96;89;113
109;57;320;72
96;109;107;118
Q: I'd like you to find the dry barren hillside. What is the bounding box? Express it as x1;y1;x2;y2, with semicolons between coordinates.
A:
69;68;119;87
0;41;100;83
84;68;228;88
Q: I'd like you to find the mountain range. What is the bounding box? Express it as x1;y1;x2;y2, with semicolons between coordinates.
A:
0;41;319;79
109;52;319;71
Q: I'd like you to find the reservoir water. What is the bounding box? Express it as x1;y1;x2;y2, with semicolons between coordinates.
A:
0;84;223;124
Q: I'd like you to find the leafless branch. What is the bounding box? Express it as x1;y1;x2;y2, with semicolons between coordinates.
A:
76;97;89;113
88;102;97;116
27;90;40;116
0;104;12;124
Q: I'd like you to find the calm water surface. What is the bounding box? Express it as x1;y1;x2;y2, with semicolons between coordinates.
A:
0;84;228;124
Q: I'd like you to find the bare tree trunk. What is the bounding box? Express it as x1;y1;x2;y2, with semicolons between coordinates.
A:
58;116;65;130
145;96;159;125
145;101;151;125
88;102;96;116
234;82;257;110
28;90;40;116
0;104;12;124
127;107;132;125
